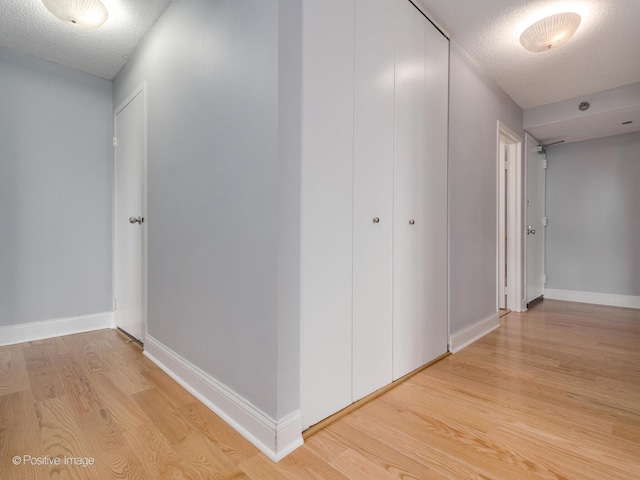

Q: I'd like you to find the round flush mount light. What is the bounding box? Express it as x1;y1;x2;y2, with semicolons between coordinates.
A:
519;12;581;52
42;0;108;29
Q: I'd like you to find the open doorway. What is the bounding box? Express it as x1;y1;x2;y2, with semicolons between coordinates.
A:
497;123;525;313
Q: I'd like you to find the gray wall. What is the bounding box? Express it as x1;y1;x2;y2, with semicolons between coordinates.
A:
0;48;113;327
448;41;523;334
546;131;640;296
113;0;301;420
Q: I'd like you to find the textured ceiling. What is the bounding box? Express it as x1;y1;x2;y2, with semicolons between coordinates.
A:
415;0;640;110
0;0;171;80
2;0;639;144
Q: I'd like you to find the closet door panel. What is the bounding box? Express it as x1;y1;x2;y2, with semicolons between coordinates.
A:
300;0;355;429
393;0;427;380
352;0;395;401
421;21;449;360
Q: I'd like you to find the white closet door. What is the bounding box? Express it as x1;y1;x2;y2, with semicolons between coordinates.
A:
393;3;448;379
393;0;427;380
421;17;449;363
352;0;395;401
300;0;355;430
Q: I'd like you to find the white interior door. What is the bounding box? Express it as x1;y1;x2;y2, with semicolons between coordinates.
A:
352;0;395;401
498;143;507;309
525;133;545;304
114;88;146;342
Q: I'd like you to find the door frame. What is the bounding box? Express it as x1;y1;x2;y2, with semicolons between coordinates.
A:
113;82;148;342
496;122;525;312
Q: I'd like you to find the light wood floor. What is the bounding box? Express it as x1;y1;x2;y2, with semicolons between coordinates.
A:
1;299;639;479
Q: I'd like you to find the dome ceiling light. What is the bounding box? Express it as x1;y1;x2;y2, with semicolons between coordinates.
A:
42;0;109;29
519;12;581;52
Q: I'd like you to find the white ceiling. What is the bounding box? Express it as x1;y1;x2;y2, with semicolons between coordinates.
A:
415;0;640;143
0;0;171;80
2;0;639;144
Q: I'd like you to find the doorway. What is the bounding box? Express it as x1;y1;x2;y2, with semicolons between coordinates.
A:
497;123;524;312
113;83;147;343
525;133;546;306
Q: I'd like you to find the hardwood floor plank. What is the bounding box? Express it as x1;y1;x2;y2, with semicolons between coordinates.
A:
35;395;92;479
76;408;151;480
177;401;259;465
0;345;30;396
0;390;47;480
89;373;152;434
238;455;294;480
270;447;351;480
101;348;153;395
329;448;404;480
132;388;194;445
21;345;52;371
121;423;191;480
171;431;248;479
55;359;103;417
325;420;435;478
142;368;198;408
27;365;65;402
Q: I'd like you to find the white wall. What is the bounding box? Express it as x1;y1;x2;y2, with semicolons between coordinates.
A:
0;47;113;328
545;131;640;297
448;41;523;335
113;0;301;422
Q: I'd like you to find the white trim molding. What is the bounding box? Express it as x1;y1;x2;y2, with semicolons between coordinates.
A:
449;312;501;354
0;312;114;347
143;335;303;462
544;289;640;310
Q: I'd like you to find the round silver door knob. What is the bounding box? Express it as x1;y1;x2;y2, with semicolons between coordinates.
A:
373;217;380;224
129;216;144;224
409;220;415;225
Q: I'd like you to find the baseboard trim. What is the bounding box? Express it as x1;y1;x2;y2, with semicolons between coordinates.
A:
143;335;303;462
0;312;114;347
449;312;500;354
544;289;640;309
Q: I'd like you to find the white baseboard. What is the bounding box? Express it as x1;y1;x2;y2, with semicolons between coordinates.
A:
0;312;114;347
544;289;640;309
143;335;303;462
449;312;500;354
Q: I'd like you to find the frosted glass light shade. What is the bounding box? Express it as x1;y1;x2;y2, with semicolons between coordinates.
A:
519;12;581;52
42;0;108;29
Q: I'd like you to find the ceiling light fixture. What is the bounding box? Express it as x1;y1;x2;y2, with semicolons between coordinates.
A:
42;0;109;29
519;12;581;52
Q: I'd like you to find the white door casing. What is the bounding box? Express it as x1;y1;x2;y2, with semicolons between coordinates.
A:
114;84;147;342
497;123;524;313
525;133;546;304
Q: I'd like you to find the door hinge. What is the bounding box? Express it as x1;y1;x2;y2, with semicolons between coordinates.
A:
113;298;117;311
113;137;118;148
543;217;548;226
542;274;547;284
542;159;548;169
